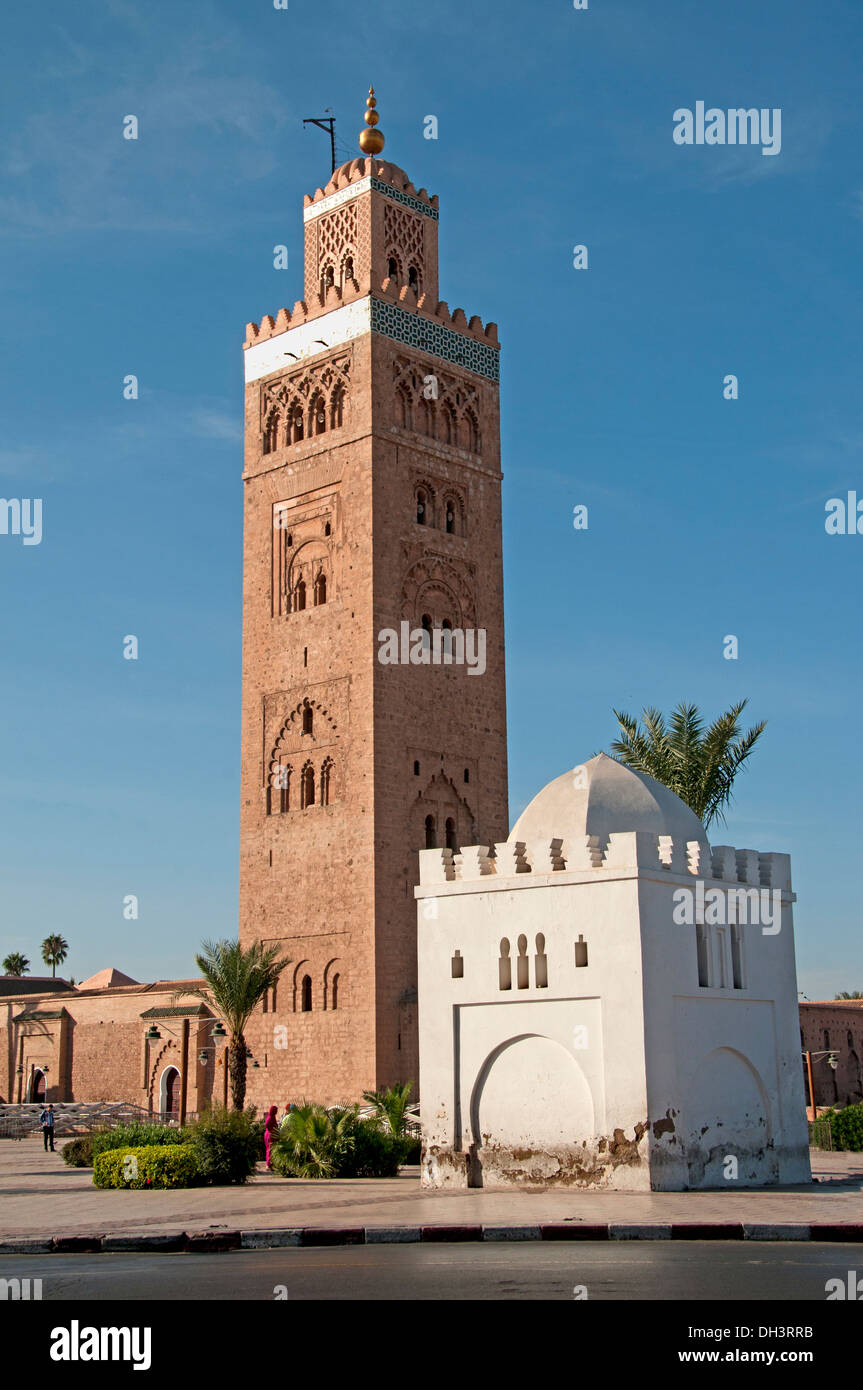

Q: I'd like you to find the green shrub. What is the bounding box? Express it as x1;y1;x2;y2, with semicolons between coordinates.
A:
92;1123;192;1160
824;1104;863;1152
400;1134;422;1164
190;1106;259;1185
338;1120;407;1178
93;1144;198;1190
62;1135;94;1168
272;1102;356;1178
272;1103;411;1179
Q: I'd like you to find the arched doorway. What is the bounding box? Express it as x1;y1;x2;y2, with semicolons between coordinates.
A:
30;1069;46;1104
159;1066;181;1119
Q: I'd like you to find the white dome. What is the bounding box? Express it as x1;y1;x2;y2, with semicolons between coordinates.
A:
509;753;708;847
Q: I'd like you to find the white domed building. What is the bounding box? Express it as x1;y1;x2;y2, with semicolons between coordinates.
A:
416;754;810;1190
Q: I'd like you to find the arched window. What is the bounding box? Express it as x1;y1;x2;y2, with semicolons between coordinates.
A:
730;923;744;990
343;255;354;284
295;578;306;612
499;939;511;991
302;705;313;735
399;387;413;430
324;521;331;537
516;934;529;989
263;413;279;455
330;386;345;429
696;924;710;987
421;613;432;654
464;768;469;783
466;412;479;453
413;760;420;776
311;394;327;436
314;572;327;606
445;816;457;851
272;764;291;814
388;256;398;279
301;764;315;808
321;264;335;299
444;499;456;534
416;489;428;525
441;618;453;659
443;407;455;445
425;814;436;849
320;758;333;806
291;408;304;443
331;973;340;1010
408;265;419;292
534;933;548;989
301;975;312;1011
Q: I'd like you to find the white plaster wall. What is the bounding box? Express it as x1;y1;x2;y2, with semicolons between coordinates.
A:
417;872;650;1187
638;872;811;1188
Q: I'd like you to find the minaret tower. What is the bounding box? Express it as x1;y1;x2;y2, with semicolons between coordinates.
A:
240;91;508;1102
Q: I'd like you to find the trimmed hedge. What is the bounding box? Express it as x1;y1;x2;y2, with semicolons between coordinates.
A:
92;1123;192;1160
93;1144;198;1190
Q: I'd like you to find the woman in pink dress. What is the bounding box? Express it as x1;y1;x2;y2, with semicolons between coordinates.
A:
264;1105;279;1170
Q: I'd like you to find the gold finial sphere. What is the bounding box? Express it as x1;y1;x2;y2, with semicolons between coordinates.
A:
359;84;385;154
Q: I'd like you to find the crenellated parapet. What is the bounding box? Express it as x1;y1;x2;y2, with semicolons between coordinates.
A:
244;289;499;351
304;157;439;218
418;835;793;889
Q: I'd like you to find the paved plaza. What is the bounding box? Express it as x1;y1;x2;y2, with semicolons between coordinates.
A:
1;1142;861;1244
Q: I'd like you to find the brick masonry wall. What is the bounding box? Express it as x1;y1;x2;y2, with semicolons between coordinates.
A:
800;1002;863;1108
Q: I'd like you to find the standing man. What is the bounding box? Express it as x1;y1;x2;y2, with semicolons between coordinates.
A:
39;1102;55;1152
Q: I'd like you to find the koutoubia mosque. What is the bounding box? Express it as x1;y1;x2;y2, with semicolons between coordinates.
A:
0;91;509;1114
0;96;856;1172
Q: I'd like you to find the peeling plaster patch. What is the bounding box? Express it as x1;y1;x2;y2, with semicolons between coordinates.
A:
653;1111;675;1140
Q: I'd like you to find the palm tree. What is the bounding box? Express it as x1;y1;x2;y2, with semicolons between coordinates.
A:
176;939;290;1110
272;1102;357;1178
608;701;766;830
41;934;69;978
835;991;863;1000
2;952;30;976
362;1081;414;1137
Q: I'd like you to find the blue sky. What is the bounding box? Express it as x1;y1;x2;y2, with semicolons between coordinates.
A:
0;0;860;999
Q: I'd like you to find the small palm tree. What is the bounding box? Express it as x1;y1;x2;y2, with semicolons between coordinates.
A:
176;939;290;1110
273;1102;356;1178
608;701;766;829
362;1081;414;1137
835;991;863;1001
41;934;69;978
2;952;30;976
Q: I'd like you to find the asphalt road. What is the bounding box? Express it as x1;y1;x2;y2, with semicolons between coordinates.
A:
3;1242;860;1301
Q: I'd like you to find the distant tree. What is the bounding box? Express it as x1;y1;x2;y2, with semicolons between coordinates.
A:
41;934;69;978
2;953;30;976
608;700;766;829
176;939;290;1110
835;991;863;1001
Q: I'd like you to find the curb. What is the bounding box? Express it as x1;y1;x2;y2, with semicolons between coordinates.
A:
1;1221;862;1253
